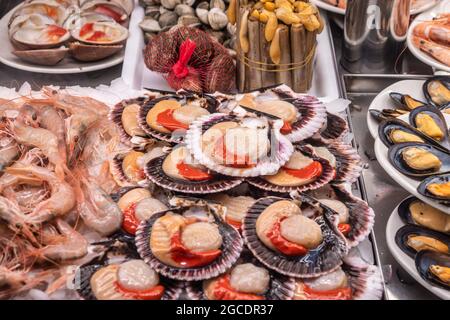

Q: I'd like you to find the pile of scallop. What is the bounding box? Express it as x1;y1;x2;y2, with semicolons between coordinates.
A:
8;0;133;66
101;84;383;300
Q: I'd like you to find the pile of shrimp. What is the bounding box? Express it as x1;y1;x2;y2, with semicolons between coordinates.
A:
412;13;450;67
0;87;128;299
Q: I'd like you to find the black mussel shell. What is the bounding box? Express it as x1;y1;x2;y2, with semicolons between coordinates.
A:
398;196;424;226
135;208;244;281
242;195;348;278
415;250;450;290
379;118;450;150
417;173;450;203
246;144;335;193
319;112;348;141
389;92;426;110
423;76;450;107
144;155;243;194
388;142;450;178
409;106;449;145
395;225;450;259
137;94;218;143
440;103;450;114
369;109;409;122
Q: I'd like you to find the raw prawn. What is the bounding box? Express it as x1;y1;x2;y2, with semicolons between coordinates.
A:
0;196;38;243
413;35;450;67
0;266;51;299
414;21;450;47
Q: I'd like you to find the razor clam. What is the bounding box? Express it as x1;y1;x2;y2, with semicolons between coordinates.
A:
389;92;426;110
423;76;450;107
388;142;450;178
378;118;450;150
415;250;450;290
409;106;448;143
417;173;450;204
398;197;450;234
395;225;450;259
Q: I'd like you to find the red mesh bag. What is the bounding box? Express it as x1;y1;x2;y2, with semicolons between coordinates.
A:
143;26;236;93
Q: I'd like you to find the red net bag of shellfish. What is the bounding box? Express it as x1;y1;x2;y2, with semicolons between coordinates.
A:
143;26;236;94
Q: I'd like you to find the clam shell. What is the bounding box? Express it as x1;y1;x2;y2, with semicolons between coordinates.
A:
395;225;450;259
242;196;348;278
378;118;450;150
207;8;228;31
135;208;244;281
144;155;243;194
109;96;154;146
11;1;69;26
247;144;335;193
388;142;450;178
69;42;124;62
305;137;364;184
417;173;450;203
409;106;449;144
423;76;450;107
80;0;130;26
13;47;68;66
415;250;450;290
185;113;294;177
75;262;183;300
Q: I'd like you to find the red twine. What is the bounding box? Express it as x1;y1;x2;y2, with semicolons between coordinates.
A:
171;39;197;79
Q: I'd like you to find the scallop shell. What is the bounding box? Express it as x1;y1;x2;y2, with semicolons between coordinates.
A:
305;137;364;184
247;144;335;193
135;208;244;281
144;153;243;194
207;8;228;31
204;54;235;93
80;0;130;26
242;196;348;278
109;96;155;146
75;262;183;300
110;152;149;188
317;112;348;142
185;113;294;177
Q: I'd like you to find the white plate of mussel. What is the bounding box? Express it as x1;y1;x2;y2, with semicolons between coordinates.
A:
368;76;450;139
0;0;135;73
386;196;450;299
374;102;450;213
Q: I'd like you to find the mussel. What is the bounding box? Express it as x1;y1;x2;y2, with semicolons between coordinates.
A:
398;197;450;234
395;225;450;258
418;173;450;203
378;119;450;150
415;250;450;290
390;92;426;110
409;106;448;143
388;142;450;177
369;109;409;122
423;76;450;107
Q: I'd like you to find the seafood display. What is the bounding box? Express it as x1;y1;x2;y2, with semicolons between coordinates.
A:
7;0;134;66
316;0;438;14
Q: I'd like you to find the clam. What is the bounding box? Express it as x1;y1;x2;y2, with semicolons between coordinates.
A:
174;4;195;16
11;0;69;26
423;76;450;107
63;12;115;31
208;8;228;30
389;92;426;110
69;42;123;61
417;173;450;203
13;47;69;66
415;251;450;290
80;0;130;26
160;0;181;9
110;150;148;187
378;118;450;150
71;20;129;45
397;197;450;234
210;0;225;10
196;8;210;25
135;205;243;281
178;15;201;27
388;142;450;177
395;225;450;258
242;196;348;278
409;106;448;142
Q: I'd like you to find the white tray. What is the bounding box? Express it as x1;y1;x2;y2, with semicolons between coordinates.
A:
121;4;340;102
386;199;450;300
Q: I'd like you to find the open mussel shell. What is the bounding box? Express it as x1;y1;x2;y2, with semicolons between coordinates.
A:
389;92;426;110
398;196;450;235
417;173;450;203
379;118;450;150
242;196;348;278
415;250;450;290
75;262;183;300
186;251;295;300
135;208;244;281
305;137;364;184
409;106;449;143
388;142;450;178
144;155;243;194
395;225;450;259
109;96;153;146
12;47;68;66
318;112;348;142
247;145;335;193
138;94;218;143
423;76;450;107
